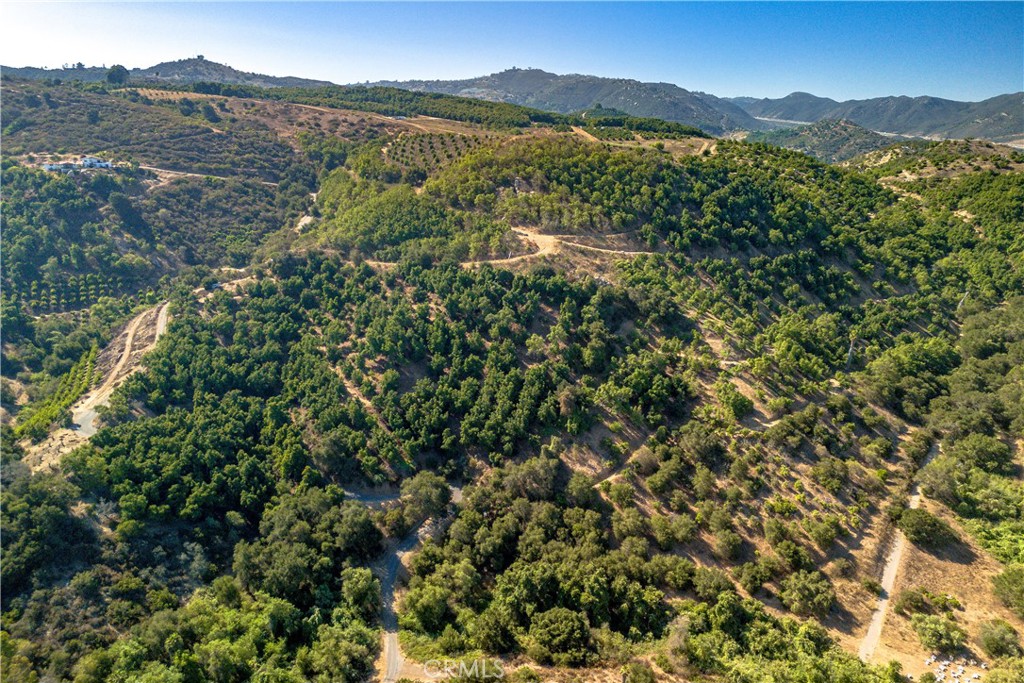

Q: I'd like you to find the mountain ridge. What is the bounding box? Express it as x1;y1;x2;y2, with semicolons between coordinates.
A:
731;90;1024;144
370;67;764;135
746;119;899;163
3;57;1020;143
1;57;334;89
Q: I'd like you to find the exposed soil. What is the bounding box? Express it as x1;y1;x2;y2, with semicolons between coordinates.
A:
140;164;279;187
461;225;657;269
868;497;1022;678
859;446;936;661
22;302;170;472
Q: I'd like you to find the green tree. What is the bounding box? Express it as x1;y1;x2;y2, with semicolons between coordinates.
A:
898;509;956;548
910;614;966;652
779;570;835;617
978;619;1021;658
529;607;591;666
302;622;379;683
106;65;129;85
993;565;1024;618
400;471;451;525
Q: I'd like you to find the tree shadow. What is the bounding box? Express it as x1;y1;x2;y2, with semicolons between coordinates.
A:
913;535;977;565
822;599;860;635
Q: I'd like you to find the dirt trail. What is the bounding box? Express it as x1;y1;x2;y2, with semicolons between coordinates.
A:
379;532;424;683
572;126;600;143
461;225;655;268
155;301;170;336
23;302;171;471
140;165;279;187
373;486;463;683
461;227;560;267
859;445;938;661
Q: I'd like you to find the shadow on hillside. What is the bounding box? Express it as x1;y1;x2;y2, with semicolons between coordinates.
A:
915;535;977;565
823;600;860;635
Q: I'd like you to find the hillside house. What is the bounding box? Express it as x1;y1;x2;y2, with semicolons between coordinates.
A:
80;156;113;168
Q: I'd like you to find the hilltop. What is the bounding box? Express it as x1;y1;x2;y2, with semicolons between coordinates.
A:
372;67;764;135
6;58;1021;144
747;119;898;163
731;91;1024;145
1;56;334;88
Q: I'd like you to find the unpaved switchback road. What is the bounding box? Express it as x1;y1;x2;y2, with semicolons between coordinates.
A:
24;302;171;471
859;446;938;661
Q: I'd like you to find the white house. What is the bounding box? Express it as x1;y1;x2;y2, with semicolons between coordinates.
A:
80;156;113;168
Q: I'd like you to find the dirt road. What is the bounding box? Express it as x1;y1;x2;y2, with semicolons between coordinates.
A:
23;302;171;471
572;126;600;143
462;226;655;268
140;165;279;187
73;302;169;436
380;531;421;683
373;486;462;683
859;446;937;661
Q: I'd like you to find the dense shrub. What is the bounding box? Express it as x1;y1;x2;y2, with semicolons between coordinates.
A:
529;608;592;666
910;614;966;652
978;619;1022;658
898;509;957;547
779;570;836;617
993;565;1024;619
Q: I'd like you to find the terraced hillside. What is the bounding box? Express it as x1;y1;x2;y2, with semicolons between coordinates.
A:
2;76;1023;683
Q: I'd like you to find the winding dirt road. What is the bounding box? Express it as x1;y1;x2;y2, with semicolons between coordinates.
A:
379;532;422;683
859;446;937;661
140;165;279;187
73;302;170;437
23;302;171;471
366;486;463;683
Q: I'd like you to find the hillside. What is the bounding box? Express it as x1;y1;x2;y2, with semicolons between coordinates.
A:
373;67;764;135
732;91;1024;145
9;57;1019;144
2;76;1024;683
747;119;898;163
1;56;334;88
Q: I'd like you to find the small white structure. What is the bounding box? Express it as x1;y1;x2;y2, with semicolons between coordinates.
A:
80;156;113;169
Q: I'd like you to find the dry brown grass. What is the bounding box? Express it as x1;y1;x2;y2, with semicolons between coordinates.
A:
867;500;1024;677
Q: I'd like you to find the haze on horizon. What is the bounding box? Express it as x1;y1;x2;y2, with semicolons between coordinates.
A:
2;1;1021;102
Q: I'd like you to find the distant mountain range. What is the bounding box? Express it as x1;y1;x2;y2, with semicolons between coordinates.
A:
746;119;899;163
1;57;332;89
371;68;763;136
729;91;1024;145
3;58;1020;144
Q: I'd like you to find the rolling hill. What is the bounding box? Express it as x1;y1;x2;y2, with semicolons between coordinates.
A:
731;91;1024;144
7;57;1020;144
2;72;1023;683
372;67;765;135
747;119;899;162
1;56;334;88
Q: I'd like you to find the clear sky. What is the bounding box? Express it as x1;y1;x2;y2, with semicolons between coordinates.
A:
2;2;1022;101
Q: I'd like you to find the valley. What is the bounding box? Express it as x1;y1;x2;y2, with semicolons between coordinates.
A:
1;67;1023;683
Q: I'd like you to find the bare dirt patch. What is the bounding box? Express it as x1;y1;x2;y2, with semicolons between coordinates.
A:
22;302;170;472
867;500;1024;677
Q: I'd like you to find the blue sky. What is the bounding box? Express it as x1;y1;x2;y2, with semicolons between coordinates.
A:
2;2;1021;100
